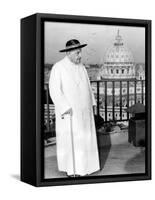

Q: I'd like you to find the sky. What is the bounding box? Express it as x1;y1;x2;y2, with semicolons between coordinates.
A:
44;21;145;65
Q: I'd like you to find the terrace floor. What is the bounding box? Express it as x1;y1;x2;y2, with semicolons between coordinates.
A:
44;129;145;179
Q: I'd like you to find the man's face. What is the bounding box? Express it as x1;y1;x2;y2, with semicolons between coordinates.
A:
67;48;82;64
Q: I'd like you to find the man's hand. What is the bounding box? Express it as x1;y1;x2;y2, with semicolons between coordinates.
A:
61;108;72;119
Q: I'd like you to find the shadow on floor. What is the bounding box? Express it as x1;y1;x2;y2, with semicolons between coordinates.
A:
124;148;145;173
96;131;111;170
11;174;20;181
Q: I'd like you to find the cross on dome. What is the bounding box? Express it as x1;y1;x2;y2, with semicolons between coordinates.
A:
114;29;123;46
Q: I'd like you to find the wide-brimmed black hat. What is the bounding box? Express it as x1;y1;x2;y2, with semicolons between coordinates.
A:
59;39;87;52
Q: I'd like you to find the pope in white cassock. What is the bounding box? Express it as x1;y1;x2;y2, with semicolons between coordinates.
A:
49;39;100;177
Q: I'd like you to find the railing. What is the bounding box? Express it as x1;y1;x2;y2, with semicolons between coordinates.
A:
44;79;145;132
44;84;55;137
91;79;145;123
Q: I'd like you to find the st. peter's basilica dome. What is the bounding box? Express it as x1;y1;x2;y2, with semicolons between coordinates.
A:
100;30;136;79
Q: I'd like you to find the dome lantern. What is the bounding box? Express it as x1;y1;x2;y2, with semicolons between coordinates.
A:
114;29;123;46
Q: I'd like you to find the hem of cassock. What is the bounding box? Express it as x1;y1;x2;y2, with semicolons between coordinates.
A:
59;168;101;177
58;170;86;177
66;174;83;178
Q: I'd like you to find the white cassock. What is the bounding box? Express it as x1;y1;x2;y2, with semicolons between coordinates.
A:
49;56;100;176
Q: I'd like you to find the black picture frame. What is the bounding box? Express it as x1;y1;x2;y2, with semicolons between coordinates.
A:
21;13;151;187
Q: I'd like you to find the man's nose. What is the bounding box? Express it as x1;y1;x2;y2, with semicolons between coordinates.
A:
78;52;82;58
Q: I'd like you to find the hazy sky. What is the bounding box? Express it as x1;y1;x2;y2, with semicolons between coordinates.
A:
45;21;145;65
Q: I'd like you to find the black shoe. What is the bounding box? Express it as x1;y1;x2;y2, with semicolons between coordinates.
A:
67;174;81;178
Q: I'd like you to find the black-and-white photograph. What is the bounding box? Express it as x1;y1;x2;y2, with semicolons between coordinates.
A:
43;21;146;179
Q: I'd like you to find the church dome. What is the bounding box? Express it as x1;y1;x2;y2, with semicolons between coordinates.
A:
100;30;136;79
105;44;134;64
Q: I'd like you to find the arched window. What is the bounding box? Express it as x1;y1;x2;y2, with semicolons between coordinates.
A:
127;68;129;73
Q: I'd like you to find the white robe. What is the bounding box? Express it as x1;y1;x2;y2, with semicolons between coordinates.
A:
49;56;100;176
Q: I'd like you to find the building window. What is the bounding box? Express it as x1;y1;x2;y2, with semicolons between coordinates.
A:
111;69;113;74
122;69;124;74
116;69;119;74
123;89;126;93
